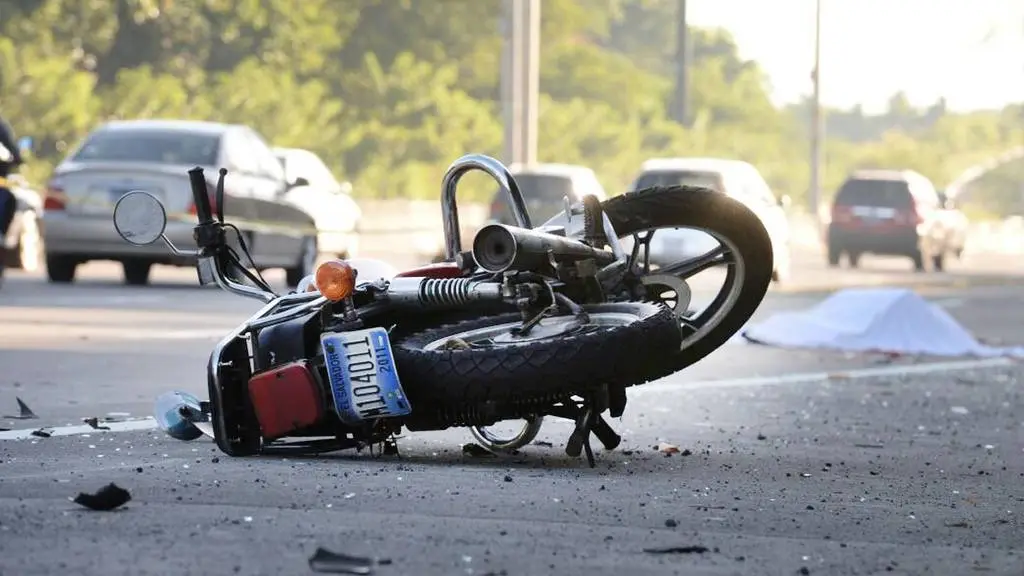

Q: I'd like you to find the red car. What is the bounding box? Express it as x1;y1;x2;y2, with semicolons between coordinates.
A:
826;169;966;271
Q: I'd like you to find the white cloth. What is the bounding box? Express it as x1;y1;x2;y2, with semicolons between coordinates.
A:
742;288;1024;357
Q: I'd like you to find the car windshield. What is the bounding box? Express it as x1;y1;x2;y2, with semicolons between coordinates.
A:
277;149;342;190
835;178;912;208
71;129;220;166
507;173;576;204
633;170;724;192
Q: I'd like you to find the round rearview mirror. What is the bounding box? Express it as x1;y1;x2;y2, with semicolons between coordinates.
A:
113;191;167;246
153;390;206;442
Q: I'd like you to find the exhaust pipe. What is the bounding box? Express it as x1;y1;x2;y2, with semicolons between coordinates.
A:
472;223;615;274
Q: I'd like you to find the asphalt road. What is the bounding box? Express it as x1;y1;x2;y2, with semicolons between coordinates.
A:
1;250;1023;576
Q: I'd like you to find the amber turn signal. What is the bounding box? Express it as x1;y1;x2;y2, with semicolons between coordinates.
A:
315;259;356;302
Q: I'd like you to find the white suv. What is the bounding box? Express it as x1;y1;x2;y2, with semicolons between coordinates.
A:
629;157;792;283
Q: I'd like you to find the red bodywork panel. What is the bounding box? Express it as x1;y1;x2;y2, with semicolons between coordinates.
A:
395;262;463;278
247;361;324;439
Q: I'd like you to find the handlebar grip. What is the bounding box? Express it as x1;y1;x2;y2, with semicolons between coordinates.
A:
188;166;214;225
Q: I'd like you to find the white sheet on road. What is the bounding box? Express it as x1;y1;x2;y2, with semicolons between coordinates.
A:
742;287;1024;357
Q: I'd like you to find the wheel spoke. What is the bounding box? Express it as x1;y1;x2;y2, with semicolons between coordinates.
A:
657;244;731;279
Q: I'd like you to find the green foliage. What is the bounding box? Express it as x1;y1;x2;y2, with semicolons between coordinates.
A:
0;0;1021;213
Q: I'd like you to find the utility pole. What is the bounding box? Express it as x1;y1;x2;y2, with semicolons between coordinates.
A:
673;0;691;126
809;0;825;219
501;0;541;167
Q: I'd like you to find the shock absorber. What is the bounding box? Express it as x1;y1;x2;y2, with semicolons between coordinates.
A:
582;194;607;248
383;276;504;308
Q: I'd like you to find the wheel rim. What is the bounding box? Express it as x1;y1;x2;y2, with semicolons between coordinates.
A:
470;417;544;454
422;312;640;351
617;227;747;351
18;215;41;272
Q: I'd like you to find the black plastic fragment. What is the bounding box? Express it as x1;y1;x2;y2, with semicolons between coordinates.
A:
308;547;392;574
83;417;111;430
462;443;495;457
3;397;38;419
643;545;710;555
73;483;132;511
30;428;51;438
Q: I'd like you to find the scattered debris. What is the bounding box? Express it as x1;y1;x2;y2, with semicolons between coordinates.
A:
380;436;400;456
945;521;970;528
757;433;767;440
73;483;131;511
82;417;111;431
532;440;553;448
643;545;709;555
462;443;495;458
655;442;680;454
308;547;391;574
950;406;970;415
3;397;38;420
854;443;885;449
664;519;678;528
798;567;811;575
30;428;52;438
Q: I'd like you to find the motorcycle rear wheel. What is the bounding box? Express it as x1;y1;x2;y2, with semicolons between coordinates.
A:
392;301;681;406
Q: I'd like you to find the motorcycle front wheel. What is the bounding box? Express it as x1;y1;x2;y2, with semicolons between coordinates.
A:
601;185;774;380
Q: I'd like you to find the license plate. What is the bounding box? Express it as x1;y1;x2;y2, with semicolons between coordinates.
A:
320;327;411;425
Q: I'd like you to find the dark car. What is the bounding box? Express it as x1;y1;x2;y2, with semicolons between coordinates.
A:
41;120;319;286
827;169;958;271
487;163;607;225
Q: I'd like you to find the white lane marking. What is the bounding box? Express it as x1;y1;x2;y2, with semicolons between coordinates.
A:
0;357;1014;441
1;326;232;341
115;328;231;340
630;356;1014;396
0;417;159;440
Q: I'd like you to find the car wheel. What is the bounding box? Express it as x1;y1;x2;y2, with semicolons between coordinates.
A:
286;236;318;287
827;243;841;267
123;260;153;286
46;254;78;283
848;251;861;268
932;253;945;271
14;212;42;272
771;247;791;284
911;250;926;272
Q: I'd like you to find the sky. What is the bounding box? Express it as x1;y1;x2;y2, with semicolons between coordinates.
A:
687;0;1024;113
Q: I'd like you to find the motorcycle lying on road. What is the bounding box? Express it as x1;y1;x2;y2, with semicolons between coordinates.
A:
112;154;774;467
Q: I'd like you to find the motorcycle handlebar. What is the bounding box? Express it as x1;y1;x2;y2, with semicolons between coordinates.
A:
188;166;214;225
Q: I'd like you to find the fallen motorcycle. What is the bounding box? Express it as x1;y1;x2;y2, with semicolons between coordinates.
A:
112;154;773;467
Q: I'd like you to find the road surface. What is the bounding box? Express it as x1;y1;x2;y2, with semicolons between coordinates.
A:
1;250;1022;575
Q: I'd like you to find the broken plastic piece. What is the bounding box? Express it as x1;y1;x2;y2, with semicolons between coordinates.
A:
154;390;206;441
30;428;51;438
73;483;131;511
656;442;680;454
308;547;391;574
82;417;111;430
3;397;37;419
462;443;496;457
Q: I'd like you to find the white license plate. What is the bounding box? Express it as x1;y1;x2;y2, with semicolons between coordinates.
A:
320;327;411;425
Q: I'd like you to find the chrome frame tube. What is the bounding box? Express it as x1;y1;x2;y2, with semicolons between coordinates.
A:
247;294;327;332
441;154;532;260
